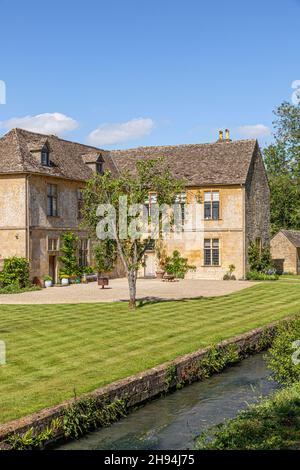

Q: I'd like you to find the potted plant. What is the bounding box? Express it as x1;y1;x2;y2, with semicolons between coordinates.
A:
94;240;117;289
43;275;53;288
155;240;167;279
59;272;70;286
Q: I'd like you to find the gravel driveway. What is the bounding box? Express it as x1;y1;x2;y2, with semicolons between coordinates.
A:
0;278;256;304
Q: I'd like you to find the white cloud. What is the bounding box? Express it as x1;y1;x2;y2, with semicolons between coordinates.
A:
0;112;79;135
236;124;271;138
87;118;155;146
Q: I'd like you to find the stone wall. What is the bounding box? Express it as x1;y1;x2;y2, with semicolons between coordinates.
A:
245;145;270;269
0;321;278;450
0;175;27;263
271;232;298;274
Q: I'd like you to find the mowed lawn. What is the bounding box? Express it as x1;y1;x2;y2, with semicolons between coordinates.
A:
0;281;300;424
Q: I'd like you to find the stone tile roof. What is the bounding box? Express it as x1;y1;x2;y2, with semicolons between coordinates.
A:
109;140;258;186
0;128;116;181
281;230;300;247
0;128;258;186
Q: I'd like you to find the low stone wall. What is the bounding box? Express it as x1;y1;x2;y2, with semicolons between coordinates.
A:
0;321;279;450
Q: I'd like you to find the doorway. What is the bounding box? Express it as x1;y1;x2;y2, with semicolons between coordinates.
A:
144;252;156;278
49;255;57;284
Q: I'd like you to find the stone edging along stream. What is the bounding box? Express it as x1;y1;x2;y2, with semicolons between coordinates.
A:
0;319;285;450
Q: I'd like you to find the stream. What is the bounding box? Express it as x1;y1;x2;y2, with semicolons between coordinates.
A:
59;353;278;450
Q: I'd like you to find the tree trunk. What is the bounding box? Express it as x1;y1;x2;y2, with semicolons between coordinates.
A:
128;269;137;309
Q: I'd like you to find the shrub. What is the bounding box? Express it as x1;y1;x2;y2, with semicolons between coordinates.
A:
223;264;236;280
195;381;300;450
246;271;279;281
248;242;273;273
58;232;79;277
93;240;117;276
0;257;30;288
165;250;196;279
266;316;300;385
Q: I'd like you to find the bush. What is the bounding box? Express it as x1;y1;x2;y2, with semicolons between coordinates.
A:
266;316;300;386
246;270;279;281
58;232;79;277
0;257;30;288
165;250;196;279
195;381;300;450
248;242;273;273
223;264;236;280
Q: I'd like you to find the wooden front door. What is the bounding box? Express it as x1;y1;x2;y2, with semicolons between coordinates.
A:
49;256;57;283
144;252;156;277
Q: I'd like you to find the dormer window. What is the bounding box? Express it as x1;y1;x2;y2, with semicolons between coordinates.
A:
41;147;50;166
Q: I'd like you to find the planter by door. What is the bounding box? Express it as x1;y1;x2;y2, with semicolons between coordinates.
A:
61;278;69;286
44;280;53;288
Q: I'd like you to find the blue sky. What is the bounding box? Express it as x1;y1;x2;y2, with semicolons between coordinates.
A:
0;0;299;149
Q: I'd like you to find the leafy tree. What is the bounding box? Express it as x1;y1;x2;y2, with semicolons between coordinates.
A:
248;242;272;273
263;101;300;235
59;232;79;277
81;158;183;308
93;240;117;276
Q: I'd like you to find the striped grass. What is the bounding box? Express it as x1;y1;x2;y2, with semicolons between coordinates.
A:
0;281;300;424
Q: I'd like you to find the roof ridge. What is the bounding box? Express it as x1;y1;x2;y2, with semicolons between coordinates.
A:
109;139;257;154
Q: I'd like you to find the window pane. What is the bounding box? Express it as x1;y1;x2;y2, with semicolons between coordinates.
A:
204;239;211;248
204;202;211;219
52;197;57;216
204;249;211;266
212;201;219;219
204;192;211;202
212;249;219;265
47;196;52;216
212;192;219;201
212;239;219;248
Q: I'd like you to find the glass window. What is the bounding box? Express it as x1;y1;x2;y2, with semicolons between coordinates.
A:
204;191;220;220
79;239;89;267
48;238;58;251
47;184;58;217
41;148;50;166
204;238;220;266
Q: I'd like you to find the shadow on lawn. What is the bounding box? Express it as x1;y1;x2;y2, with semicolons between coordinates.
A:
135;296;204;308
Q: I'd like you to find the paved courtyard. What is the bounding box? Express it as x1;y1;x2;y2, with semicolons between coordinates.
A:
0;278;256;304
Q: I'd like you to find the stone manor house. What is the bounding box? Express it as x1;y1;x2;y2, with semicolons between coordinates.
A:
0;128;270;282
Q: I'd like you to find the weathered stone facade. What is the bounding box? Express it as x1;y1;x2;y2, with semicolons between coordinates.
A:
0;129;270;281
245;143;270;270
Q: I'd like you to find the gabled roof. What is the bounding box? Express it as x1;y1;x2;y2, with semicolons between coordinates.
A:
0;128;258;186
281;230;300;248
0;128;116;181
109;140;258;186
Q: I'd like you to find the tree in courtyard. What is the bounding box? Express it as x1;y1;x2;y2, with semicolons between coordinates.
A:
59;232;79;277
81;158;183;308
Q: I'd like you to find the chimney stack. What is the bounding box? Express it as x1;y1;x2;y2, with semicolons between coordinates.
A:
225;129;231;141
218;130;223;142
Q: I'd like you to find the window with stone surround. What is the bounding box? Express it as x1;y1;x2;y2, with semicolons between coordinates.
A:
48;238;59;252
79;239;89;267
47;184;58;217
204;191;220;220
204;238;220;266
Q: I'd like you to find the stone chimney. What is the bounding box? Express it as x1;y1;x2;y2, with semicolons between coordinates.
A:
225;129;231;142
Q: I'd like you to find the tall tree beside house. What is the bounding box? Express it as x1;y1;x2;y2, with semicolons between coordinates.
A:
81;158;183;309
264;101;300;235
58;232;79;277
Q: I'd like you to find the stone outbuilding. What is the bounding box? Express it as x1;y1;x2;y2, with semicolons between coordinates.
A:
271;230;300;274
